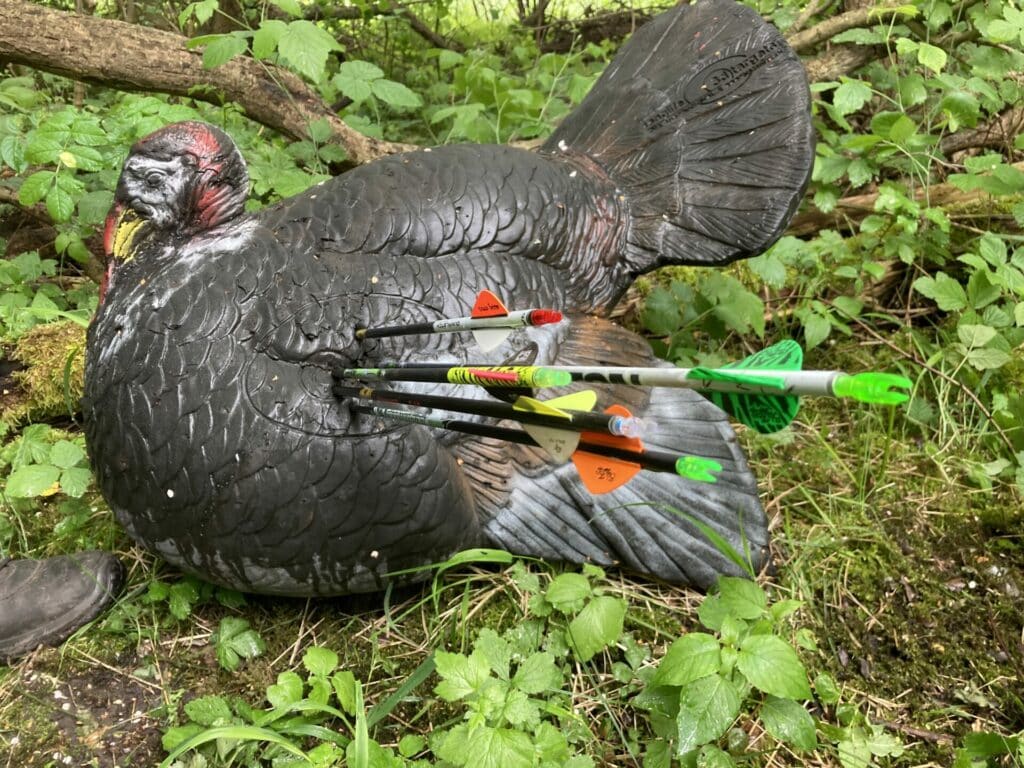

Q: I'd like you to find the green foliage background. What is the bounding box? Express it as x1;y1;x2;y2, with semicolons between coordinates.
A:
0;0;1022;766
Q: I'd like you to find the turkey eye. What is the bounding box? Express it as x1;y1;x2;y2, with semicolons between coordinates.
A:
145;172;163;188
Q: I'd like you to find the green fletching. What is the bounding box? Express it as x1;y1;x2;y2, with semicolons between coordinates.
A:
674;456;722;483
833;372;912;404
687;367;787;389
727;339;803;371
688;340;804;434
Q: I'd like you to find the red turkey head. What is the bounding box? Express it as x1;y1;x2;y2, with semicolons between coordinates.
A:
103;121;249;266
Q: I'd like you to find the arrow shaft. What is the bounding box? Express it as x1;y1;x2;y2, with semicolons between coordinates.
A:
352;404;681;475
356;309;552;340
548;367;844;396
339;366;568;388
336;384;621;435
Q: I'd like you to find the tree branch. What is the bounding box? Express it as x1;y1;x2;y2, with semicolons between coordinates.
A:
940;106;1024;156
0;0;415;167
786;161;1024;236
787;4;910;52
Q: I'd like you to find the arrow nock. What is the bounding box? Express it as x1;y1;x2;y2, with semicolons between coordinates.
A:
833;372;912;405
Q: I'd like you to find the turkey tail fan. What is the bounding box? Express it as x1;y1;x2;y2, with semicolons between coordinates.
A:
543;0;814;274
461;317;769;590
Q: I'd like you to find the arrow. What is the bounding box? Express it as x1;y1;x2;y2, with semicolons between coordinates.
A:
397;341;911;434
349;402;721;493
354;290;563;352
334;382;647;462
337;364;570;389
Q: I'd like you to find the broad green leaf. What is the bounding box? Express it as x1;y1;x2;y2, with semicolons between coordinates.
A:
653;633;721;686
917;42;947;73
18;170;53;206
837;733;872;768
59;467;93;497
716;576;766;620
747;253;786;287
278;20;341;82
1014;302;1024;326
566;595;626;662
201;34;248;69
675;674;741;755
814;672;841;704
77;190;113;226
760;696;817;751
475;627;511;679
334;75;373;103
802;311;830;349
398;734;427;758
913;273;968;311
697;744;734;768
434;649;490;701
50;439;85;469
546;572;592;612
833;80;873;116
371;79;423;110
331;670;356;714
512;651;561;693
252;19;287;60
337;60;385;82
267;671;305;708
736;635;811;699
270;0;303;17
5;464;60;497
184;695;233;726
169;580;200;620
957;324;998;348
303;646;338;677
966;347;1010;370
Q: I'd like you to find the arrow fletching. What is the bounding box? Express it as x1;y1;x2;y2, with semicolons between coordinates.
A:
832;372;912;404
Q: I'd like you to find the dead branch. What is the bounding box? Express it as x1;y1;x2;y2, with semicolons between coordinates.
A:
787;4;911;52
0;0;415;167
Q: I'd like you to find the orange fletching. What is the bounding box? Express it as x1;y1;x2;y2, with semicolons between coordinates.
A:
570;404;643;494
471;289;508;318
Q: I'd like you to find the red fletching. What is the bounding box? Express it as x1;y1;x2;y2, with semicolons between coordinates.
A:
467;368;519;382
471;289;508;318
528;309;563;326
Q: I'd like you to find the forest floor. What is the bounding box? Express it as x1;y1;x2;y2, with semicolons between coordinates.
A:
0;334;1021;768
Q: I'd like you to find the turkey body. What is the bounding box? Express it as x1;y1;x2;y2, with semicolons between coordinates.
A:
83;0;815;595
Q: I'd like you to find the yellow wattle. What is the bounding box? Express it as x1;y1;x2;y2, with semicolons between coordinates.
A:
112;208;144;262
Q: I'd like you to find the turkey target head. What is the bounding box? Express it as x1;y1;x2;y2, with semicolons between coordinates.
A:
102;121;249;298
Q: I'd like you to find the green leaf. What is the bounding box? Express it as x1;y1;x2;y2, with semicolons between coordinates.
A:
169;580;199;620
184;695;233;726
59;467;93;498
441;724;534;768
675;674;741;755
334;75;373;103
545;572;592;612
303;646;338;677
802;311;831;349
371;79;423;110
277;20;340;82
957;323;998;348
833;80;873;115
1014;302;1024;326
269;0;303;17
736;635;811;699
566;595;626;662
917;42;947;73
18;170;53;206
814;672;841;704
966;347;1010;370
512;651;561;693
760;696;817;751
337;60;385;82
716;576;766;620
50;439;85;469
252;19;287;60
77;190;113;226
398;734;426;758
267;670;305;708
215;616;264;670
747;253;786;288
697;744;734;768
434;649;490;701
201;34;248;69
5;464;60;497
653;633;721;686
913;273;968;311
331;670;357;714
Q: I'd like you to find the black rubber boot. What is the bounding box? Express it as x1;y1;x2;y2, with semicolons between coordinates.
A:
0;552;124;662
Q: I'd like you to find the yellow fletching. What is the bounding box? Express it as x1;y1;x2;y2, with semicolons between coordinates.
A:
513;390;597;418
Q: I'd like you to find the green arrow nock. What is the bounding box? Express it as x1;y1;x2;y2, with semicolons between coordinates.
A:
675;456;722;483
833;372;912;404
